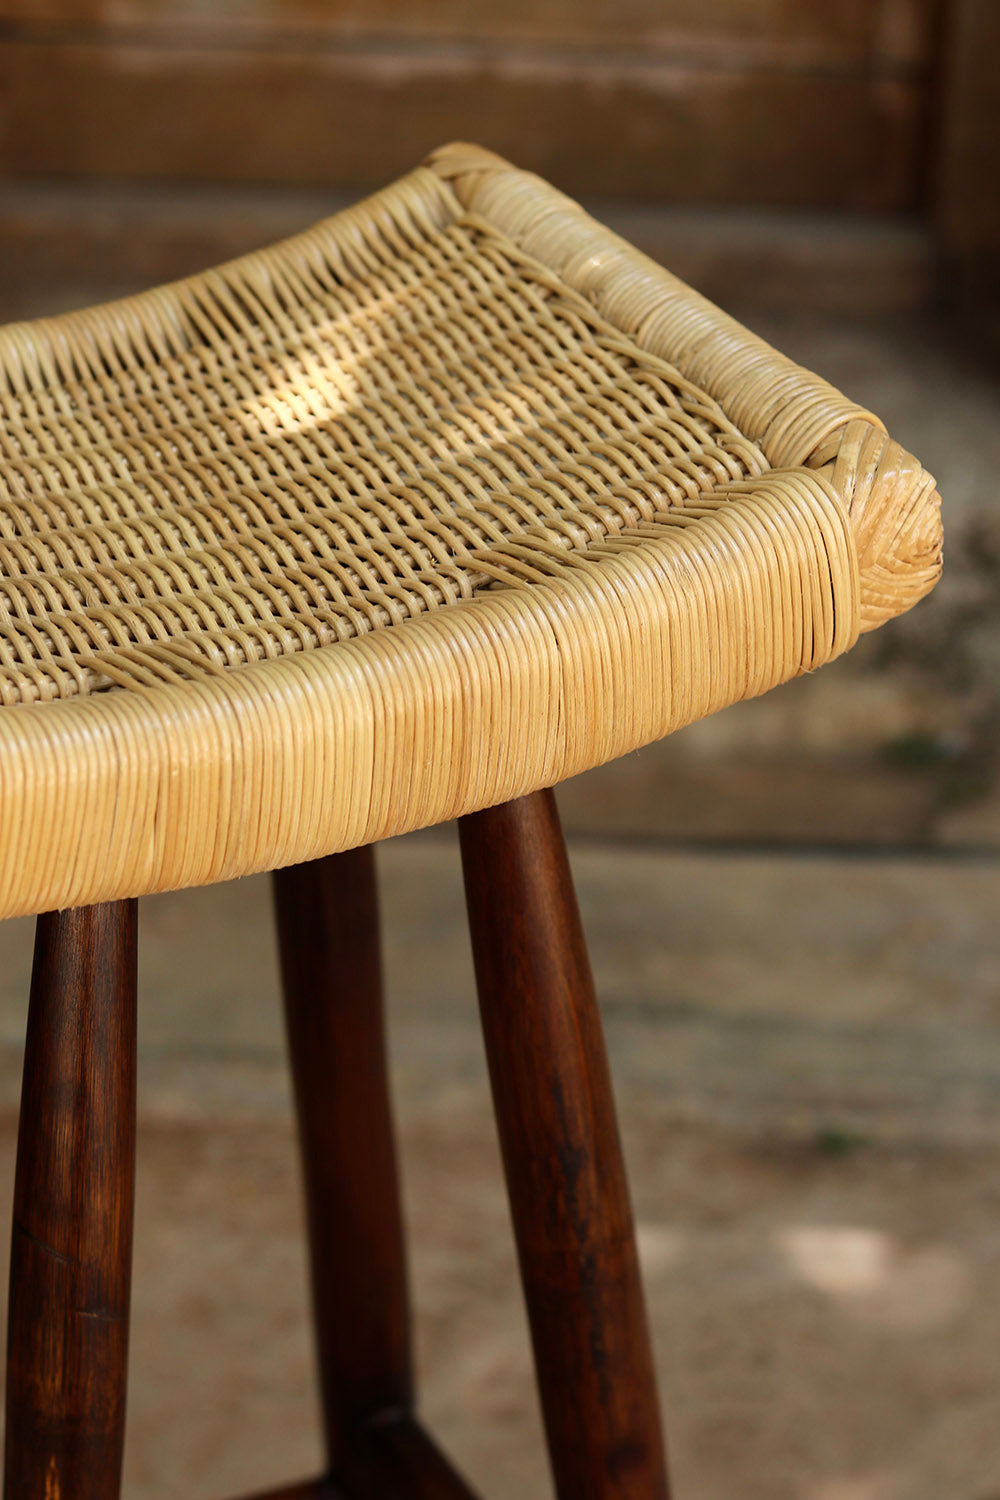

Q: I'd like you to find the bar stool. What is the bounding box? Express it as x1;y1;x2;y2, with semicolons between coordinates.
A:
0;143;941;1500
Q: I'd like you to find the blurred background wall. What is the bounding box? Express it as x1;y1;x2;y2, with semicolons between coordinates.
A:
0;1;994;309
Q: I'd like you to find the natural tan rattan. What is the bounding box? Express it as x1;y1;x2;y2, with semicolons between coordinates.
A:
0;143;941;919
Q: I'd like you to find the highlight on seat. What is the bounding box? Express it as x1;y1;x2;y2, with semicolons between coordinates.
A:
0;142;942;920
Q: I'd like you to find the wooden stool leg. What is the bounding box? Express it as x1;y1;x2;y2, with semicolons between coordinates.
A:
460;791;671;1500
273;849;412;1481
5;900;138;1500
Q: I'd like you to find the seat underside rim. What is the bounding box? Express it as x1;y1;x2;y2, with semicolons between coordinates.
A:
0;466;858;920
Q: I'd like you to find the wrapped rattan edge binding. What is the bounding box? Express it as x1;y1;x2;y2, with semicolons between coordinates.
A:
426;142;942;632
0;470;857;919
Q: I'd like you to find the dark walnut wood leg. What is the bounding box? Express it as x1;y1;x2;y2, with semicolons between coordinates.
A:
460;790;671;1500
273;850;476;1500
5;900;138;1500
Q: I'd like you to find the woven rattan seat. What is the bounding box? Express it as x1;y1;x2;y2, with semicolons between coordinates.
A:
0;142;941;919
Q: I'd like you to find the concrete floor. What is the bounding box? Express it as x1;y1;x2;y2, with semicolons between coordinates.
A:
0;830;997;1500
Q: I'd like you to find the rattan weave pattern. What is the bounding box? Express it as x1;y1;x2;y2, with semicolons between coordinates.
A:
0;144;941;918
0;213;766;706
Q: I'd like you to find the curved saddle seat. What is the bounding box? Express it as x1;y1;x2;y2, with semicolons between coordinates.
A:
0;143;941;919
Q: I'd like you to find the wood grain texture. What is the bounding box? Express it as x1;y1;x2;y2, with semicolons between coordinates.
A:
273;849;413;1481
232;1419;478;1500
237;1478;344;1500
353;1417;480;1500
0;38;925;208
0;1;937;66
5;900;137;1500
460;790;670;1500
936;0;1000;304
238;1480;342;1500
